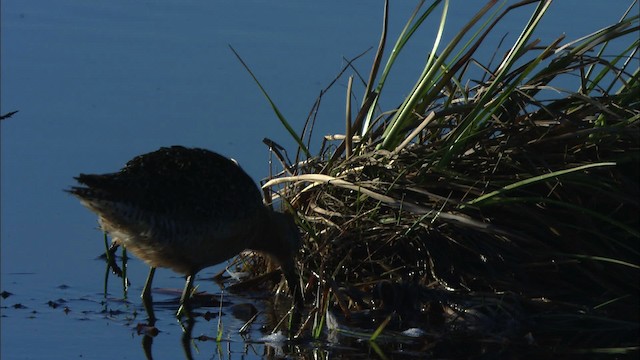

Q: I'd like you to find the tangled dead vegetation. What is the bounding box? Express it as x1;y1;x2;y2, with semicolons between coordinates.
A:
238;0;639;354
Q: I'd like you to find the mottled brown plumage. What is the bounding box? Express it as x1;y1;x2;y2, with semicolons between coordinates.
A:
68;146;302;319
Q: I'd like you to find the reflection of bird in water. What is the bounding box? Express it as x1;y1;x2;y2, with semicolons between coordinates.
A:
68;146;302;319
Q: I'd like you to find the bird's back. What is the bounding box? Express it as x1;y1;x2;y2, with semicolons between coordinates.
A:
77;146;263;220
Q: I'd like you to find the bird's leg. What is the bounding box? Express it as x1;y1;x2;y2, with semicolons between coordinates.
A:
105;241;124;277
176;274;195;319
180;315;195;360
142;267;156;323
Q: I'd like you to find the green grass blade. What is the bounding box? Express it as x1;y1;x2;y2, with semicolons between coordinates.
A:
565;254;640;270
361;0;441;136
439;0;552;166
229;45;310;158
380;0;501;150
463;162;617;207
369;314;393;341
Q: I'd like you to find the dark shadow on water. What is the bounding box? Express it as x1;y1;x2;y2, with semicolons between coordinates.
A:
141;329;154;360
137;298;196;360
139;316;195;360
91;253;623;359
126;281;298;360
180;318;195;360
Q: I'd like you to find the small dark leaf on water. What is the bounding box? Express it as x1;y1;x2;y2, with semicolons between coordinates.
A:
194;335;215;341
1;291;12;298
135;323;159;337
202;310;218;321
0;110;18;120
108;309;125;316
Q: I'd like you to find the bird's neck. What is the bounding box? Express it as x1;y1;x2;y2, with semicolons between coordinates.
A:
247;209;287;262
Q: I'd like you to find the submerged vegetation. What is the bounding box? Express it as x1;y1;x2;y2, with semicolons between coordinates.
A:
240;0;640;356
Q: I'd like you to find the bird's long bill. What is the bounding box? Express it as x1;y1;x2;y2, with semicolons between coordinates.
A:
282;261;303;309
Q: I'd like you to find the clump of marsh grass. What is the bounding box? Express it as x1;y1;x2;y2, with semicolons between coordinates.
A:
241;0;638;354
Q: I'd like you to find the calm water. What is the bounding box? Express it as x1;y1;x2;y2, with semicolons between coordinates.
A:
1;1;633;358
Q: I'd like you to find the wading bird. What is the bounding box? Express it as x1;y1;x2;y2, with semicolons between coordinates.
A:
68;146;302;319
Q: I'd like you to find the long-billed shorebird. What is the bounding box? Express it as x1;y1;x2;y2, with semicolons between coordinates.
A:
68;146;302;319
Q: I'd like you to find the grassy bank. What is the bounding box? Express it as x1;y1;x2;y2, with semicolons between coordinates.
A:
244;0;639;356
